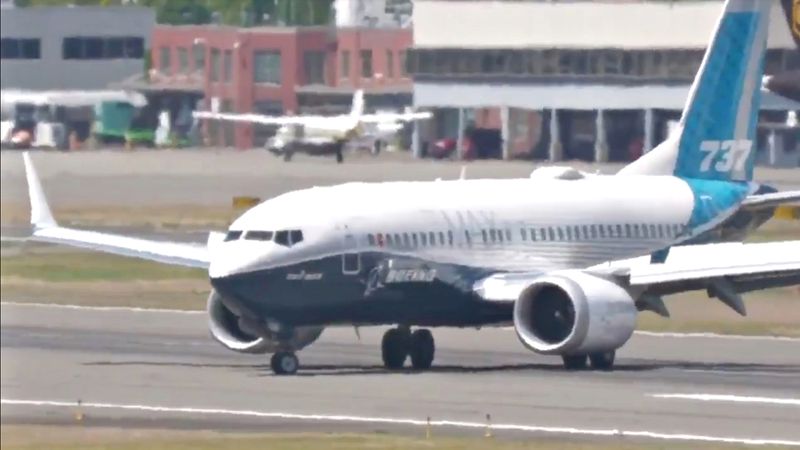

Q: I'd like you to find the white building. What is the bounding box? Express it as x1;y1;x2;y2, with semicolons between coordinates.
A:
409;0;800;166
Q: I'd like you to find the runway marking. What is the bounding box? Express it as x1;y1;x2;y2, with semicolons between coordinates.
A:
2;398;799;447
652;393;800;407
682;369;799;378
0;301;203;315
2;302;799;342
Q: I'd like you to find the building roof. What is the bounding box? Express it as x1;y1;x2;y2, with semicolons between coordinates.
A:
413;1;796;50
413;82;800;111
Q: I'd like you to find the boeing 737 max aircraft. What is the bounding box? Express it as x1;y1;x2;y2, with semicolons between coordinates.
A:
22;0;800;375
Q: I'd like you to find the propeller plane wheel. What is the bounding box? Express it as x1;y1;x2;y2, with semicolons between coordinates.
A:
562;354;588;370
270;351;299;375
409;329;435;370
589;351;616;371
381;328;409;370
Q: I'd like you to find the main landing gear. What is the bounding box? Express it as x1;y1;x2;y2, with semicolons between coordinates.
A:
381;327;435;371
270;351;299;375
561;350;616;371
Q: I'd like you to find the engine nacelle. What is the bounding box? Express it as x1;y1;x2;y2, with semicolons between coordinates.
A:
513;271;637;355
207;290;323;354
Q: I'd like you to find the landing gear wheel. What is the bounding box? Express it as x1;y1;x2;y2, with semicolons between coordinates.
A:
381;328;409;370
562;354;588;370
283;150;294;162
270;351;299;375
335;148;344;163
409;329;435;370
589;351;615;371
372;140;383;156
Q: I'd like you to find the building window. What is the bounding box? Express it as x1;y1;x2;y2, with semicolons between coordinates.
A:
360;49;373;78
340;50;350;79
178;47;189;74
1;38;40;59
399;49;407;77
106;38;124;59
386;50;394;78
254;50;281;84
210;48;220;81
62;36;143;60
223;50;233;82
159;46;171;74
193;43;205;72
303;50;325;85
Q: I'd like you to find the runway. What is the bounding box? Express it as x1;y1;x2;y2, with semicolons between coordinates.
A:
2;302;799;445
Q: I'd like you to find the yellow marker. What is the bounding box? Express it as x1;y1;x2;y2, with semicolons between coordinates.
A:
74;399;83;422
774;205;799;221
232;196;260;210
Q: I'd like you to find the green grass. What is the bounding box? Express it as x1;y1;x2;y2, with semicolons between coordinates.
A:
0;249;205;282
0;426;756;450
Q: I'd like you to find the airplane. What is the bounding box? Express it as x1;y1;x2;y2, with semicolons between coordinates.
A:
20;0;800;376
192;90;432;163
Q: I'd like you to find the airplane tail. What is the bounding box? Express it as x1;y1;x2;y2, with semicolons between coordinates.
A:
350;89;365;120
619;0;771;183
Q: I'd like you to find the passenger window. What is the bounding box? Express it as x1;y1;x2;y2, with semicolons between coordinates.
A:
448;230;454;246
274;230;290;246
368;234;375;246
649;224;657;238
464;230;471;246
505;229;512;241
482;229;488;243
224;230;243;241
421;232;428;246
394;233;402;246
489;229;497;242
581;225;589;240
439;231;445;245
402;233;410;247
657;224;664;238
246;230;273;241
386;234;394;246
520;228;527;241
556;228;564;241
530;228;538;241
599;225;606;238
497;229;504;243
429;232;437;245
616;225;623;237
590;224;597;239
290;230;303;245
548;227;555;241
565;227;572;241
625;224;632;237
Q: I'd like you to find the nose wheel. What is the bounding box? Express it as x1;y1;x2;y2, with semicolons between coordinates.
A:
270;351;299;375
381;327;435;371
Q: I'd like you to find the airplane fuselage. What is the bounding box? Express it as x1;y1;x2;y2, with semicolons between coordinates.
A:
209;174;751;328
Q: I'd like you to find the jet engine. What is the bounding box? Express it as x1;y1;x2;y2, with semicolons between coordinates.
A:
513;271;637;356
207;290;323;354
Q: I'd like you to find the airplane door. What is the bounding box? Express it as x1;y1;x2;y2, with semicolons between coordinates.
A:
341;224;361;275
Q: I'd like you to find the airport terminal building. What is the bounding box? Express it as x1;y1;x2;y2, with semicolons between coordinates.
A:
409;0;800;166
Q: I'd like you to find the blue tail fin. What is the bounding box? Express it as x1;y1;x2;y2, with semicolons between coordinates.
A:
620;0;771;183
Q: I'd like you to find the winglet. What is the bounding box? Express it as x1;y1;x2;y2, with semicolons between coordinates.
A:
22;152;57;229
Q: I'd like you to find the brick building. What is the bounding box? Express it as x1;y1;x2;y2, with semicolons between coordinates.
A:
143;25;412;149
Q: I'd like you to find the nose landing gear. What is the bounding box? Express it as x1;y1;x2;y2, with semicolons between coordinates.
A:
381;327;435;371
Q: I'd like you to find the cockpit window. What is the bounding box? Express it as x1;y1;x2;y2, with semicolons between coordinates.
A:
224;230;243;241
290;230;303;245
245;231;273;241
275;230;290;246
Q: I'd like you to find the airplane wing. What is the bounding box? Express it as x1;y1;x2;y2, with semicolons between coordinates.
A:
22;152;211;269
740;190;800;211
474;241;800;309
359;112;433;123
192;111;347;127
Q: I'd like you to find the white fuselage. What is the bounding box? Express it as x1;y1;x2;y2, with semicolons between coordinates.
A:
209;175;697;279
